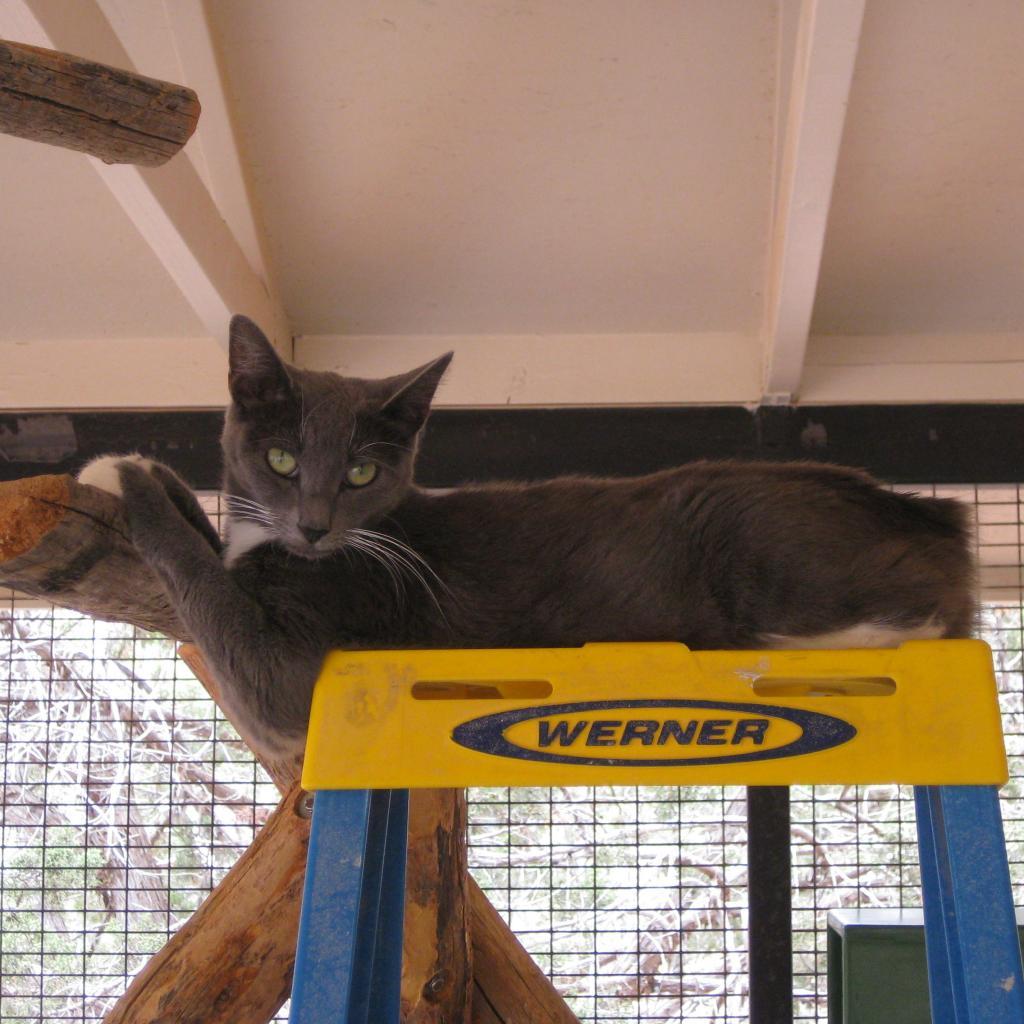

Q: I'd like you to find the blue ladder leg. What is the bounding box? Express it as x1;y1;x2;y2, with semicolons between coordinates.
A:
290;789;409;1024
914;785;1024;1023
915;787;961;1024
371;789;410;1018
349;789;410;1023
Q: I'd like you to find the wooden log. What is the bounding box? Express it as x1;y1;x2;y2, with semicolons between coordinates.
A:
106;781;308;1024
0;39;199;166
469;877;580;1024
0;473;184;635
404;789;473;1021
0;474;574;1023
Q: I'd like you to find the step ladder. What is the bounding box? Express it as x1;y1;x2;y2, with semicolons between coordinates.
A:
288;640;1024;1023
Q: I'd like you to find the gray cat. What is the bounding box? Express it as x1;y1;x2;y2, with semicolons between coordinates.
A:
80;316;976;758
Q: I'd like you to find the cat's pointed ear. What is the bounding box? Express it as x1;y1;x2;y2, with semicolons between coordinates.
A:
228;315;292;410
378;352;453;435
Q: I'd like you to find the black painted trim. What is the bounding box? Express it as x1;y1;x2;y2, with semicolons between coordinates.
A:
1;404;1022;489
420;404;1024;486
0;410;226;487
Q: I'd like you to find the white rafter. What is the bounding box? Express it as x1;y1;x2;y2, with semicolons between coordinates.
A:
0;0;290;354
761;0;866;403
161;0;275;286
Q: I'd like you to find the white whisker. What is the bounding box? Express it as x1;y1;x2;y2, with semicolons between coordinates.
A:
346;528;450;623
225;495;278;515
227;513;278;526
229;512;279;529
348;529;452;597
224;496;281;524
225;495;274;512
299;394;338;442
347;535;433;614
355;440;412;457
227;510;278;524
345;536;406;606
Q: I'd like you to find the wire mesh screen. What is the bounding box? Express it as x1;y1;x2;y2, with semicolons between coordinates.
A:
0;484;1021;1022
0;613;283;1021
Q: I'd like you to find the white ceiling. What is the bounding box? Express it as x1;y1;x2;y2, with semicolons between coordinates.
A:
812;0;1024;335
0;134;203;339
0;0;1022;408
207;0;777;336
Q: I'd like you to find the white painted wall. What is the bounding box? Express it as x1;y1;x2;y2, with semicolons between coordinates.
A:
4;332;1021;410
297;333;761;407
0;338;227;410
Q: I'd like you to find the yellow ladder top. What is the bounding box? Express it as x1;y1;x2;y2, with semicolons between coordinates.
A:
301;640;1007;790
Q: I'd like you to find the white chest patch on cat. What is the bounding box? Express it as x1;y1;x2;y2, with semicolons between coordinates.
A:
224;518;275;566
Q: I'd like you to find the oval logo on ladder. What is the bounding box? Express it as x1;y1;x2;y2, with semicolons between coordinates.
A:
451;699;856;767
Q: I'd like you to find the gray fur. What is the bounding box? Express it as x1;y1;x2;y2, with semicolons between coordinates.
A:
113;315;976;754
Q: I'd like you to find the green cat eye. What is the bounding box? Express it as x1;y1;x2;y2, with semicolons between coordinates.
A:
267;448;298;477
346;462;377;487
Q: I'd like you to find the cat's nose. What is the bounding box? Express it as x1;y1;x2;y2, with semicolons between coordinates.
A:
300;526;329;545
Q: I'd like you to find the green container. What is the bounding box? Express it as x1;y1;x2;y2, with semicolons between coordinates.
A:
827;909;1024;1023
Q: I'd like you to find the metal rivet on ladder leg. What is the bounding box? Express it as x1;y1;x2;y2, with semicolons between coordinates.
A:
294;791;315;818
423;969;450;1000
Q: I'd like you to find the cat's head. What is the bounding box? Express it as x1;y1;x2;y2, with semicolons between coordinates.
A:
221;315;451;559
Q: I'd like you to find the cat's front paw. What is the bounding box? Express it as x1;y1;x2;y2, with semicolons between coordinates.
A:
80;455;223;556
80;454;175;552
111;458;186;558
78;454;154;497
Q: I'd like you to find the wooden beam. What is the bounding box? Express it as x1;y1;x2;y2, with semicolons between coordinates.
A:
182;646;473;1024
404;789;474;1020
0;39;199;165
163;0;277;286
0;473;182;637
761;0;866;403
0;0;289;353
800;360;1024;404
802;333;1024;402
